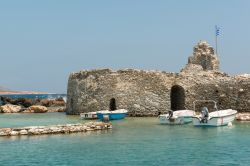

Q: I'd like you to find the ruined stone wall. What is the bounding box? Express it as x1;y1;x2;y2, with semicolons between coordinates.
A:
66;69;177;116
179;70;250;112
66;68;250;115
66;41;250;115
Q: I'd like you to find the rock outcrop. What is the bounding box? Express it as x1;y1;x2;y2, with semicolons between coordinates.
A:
0;97;66;108
236;113;250;121
0;96;66;113
0;97;35;107
23;105;48;113
47;106;66;112
0;104;22;113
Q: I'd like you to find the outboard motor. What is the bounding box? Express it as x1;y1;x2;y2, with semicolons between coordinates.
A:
168;110;173;119
200;107;209;123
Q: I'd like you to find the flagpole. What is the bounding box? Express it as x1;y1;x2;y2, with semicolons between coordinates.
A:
215;25;218;56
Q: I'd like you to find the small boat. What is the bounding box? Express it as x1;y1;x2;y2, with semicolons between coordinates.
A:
192;100;237;127
159;110;195;125
80;112;98;120
97;109;128;120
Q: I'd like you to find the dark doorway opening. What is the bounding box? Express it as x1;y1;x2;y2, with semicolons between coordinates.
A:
109;98;117;111
170;85;185;111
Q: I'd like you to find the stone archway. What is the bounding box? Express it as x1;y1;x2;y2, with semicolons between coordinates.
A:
170;85;185;111
109;98;117;111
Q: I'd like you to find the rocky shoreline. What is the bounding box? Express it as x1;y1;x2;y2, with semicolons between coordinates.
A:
0;96;66;113
236;113;250;121
0;122;112;136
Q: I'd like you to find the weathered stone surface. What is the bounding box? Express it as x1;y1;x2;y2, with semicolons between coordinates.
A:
0;97;34;107
47;106;66;112
0;122;112;136
66;69;175;115
0;128;11;136
27;105;48;113
10;131;19;136
0;96;66;114
0;104;22;113
186;41;219;70
236;113;250;121
0;131;7;136
66;41;250;116
22;109;34;113
20;130;28;135
0;96;66;108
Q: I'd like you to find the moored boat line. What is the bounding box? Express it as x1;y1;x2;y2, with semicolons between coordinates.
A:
159;100;238;127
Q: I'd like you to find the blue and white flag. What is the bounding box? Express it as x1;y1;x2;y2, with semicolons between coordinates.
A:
215;25;220;36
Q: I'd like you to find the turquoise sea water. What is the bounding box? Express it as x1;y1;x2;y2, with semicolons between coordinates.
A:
0;94;66;100
1;113;250;166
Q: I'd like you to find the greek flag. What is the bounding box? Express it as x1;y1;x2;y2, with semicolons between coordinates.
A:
215;25;220;36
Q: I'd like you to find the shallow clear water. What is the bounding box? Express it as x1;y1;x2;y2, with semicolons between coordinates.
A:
1;113;250;166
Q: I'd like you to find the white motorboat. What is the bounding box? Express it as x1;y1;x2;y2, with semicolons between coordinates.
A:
159;110;195;125
80;112;98;120
192;100;237;127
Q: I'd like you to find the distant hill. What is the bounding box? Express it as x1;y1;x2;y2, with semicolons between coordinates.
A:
0;86;46;94
0;86;11;92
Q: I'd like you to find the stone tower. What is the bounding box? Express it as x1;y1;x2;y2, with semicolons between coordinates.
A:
188;41;219;70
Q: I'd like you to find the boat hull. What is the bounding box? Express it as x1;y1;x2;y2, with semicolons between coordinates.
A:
192;109;237;127
97;113;126;120
97;109;128;120
159;110;194;125
80;112;98;120
159;116;192;125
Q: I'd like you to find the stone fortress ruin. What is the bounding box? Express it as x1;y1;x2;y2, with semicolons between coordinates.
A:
66;41;250;116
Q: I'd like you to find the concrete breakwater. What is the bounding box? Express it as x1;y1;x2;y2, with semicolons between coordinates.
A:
0;122;112;136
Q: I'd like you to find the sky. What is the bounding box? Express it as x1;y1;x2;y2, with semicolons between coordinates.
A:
0;0;249;93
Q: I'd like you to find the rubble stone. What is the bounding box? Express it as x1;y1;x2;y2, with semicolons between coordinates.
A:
0;122;112;137
0;104;22;113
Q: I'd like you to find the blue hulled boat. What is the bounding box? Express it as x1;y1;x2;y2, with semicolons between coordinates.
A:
97;109;128;120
